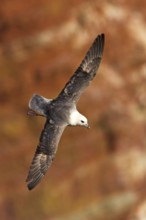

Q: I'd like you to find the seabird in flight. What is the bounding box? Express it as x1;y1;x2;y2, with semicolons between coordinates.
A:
26;33;105;190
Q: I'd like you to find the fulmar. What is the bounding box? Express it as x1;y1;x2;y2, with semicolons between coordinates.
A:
26;33;105;190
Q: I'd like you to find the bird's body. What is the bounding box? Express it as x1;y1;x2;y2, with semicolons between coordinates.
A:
26;33;105;190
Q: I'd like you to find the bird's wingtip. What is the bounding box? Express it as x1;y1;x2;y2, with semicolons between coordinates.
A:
27;183;35;190
26;172;44;190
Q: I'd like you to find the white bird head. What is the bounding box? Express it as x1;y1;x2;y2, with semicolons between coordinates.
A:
69;110;90;128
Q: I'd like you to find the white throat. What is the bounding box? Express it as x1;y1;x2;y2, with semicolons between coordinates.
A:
69;110;80;125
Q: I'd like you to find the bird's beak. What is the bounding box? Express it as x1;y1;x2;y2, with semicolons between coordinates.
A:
85;124;90;129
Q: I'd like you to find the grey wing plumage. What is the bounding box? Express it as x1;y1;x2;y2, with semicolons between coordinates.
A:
57;33;105;103
26;120;66;190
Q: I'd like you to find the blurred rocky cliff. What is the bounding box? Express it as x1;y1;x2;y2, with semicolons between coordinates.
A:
0;0;146;219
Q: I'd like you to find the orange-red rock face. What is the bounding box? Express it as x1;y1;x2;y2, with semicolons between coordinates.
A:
0;1;146;219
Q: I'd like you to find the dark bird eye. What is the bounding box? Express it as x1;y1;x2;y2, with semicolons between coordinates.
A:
81;120;84;123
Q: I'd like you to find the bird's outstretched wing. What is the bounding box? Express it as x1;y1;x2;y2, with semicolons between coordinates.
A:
26;120;66;190
57;33;104;103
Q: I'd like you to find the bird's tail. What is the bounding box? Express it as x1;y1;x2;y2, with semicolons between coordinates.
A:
28;94;52;117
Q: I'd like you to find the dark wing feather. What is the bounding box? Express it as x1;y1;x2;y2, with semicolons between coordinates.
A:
26;120;66;190
57;33;104;103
